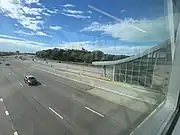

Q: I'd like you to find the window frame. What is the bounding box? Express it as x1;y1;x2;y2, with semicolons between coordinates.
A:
130;0;180;134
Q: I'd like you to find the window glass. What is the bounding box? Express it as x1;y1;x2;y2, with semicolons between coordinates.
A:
0;0;176;135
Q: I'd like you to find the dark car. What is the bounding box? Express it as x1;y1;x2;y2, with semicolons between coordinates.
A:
5;63;10;66
24;75;37;85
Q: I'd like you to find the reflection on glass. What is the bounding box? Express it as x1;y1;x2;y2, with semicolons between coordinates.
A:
0;0;176;134
115;41;172;93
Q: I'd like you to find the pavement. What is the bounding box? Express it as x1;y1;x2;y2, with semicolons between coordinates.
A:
0;56;163;135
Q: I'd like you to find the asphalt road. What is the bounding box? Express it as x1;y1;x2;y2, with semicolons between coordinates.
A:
0;57;150;135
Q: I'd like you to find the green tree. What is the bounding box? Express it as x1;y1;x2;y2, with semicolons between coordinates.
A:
35;48;128;63
92;50;104;61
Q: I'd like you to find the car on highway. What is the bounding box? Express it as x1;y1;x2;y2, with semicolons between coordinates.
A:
24;75;38;85
5;63;10;66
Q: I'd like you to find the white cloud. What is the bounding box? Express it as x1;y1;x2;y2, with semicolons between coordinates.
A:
49;26;62;30
46;9;58;14
57;41;93;50
61;8;90;19
19;17;43;31
0;36;49;52
0;34;153;55
22;7;43;15
25;0;40;4
42;12;51;16
37;3;41;6
0;0;43;31
36;16;42;19
15;30;35;36
120;9;125;13
90;22;99;25
63;9;83;14
57;41;152;55
0;0;58;31
25;40;48;46
0;34;24;40
61;12;90;19
81;17;169;42
99;45;152;55
36;31;51;37
61;4;75;7
15;30;51;37
87;10;92;14
41;8;58;16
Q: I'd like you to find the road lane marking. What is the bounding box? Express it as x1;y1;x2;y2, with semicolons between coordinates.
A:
19;83;23;87
49;107;63;119
0;95;18;133
14;131;19;135
42;83;47;87
5;110;9;116
85;106;104;117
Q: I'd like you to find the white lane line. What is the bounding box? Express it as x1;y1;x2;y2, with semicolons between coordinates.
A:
19;83;23;87
49;107;63;119
5;110;9;116
42;83;47;87
0;98;3;102
14;131;19;135
85;106;104;117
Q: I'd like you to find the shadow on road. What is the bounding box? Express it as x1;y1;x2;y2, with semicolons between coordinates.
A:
28;81;41;87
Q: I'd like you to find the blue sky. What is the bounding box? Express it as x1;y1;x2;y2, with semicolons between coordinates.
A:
0;0;169;55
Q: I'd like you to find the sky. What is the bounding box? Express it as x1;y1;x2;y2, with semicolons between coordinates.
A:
0;0;170;55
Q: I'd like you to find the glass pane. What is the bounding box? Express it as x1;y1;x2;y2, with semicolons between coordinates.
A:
0;0;176;135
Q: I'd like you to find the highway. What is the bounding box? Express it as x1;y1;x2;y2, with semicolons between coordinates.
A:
0;56;151;135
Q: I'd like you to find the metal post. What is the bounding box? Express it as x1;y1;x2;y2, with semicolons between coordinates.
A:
167;0;175;61
119;64;121;82
112;65;115;81
150;52;156;88
124;63;127;83
165;45;168;64
103;65;107;77
144;54;150;86
137;58;142;85
131;61;134;84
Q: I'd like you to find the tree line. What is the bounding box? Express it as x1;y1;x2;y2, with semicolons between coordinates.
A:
0;51;16;56
0;51;34;56
36;48;129;63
